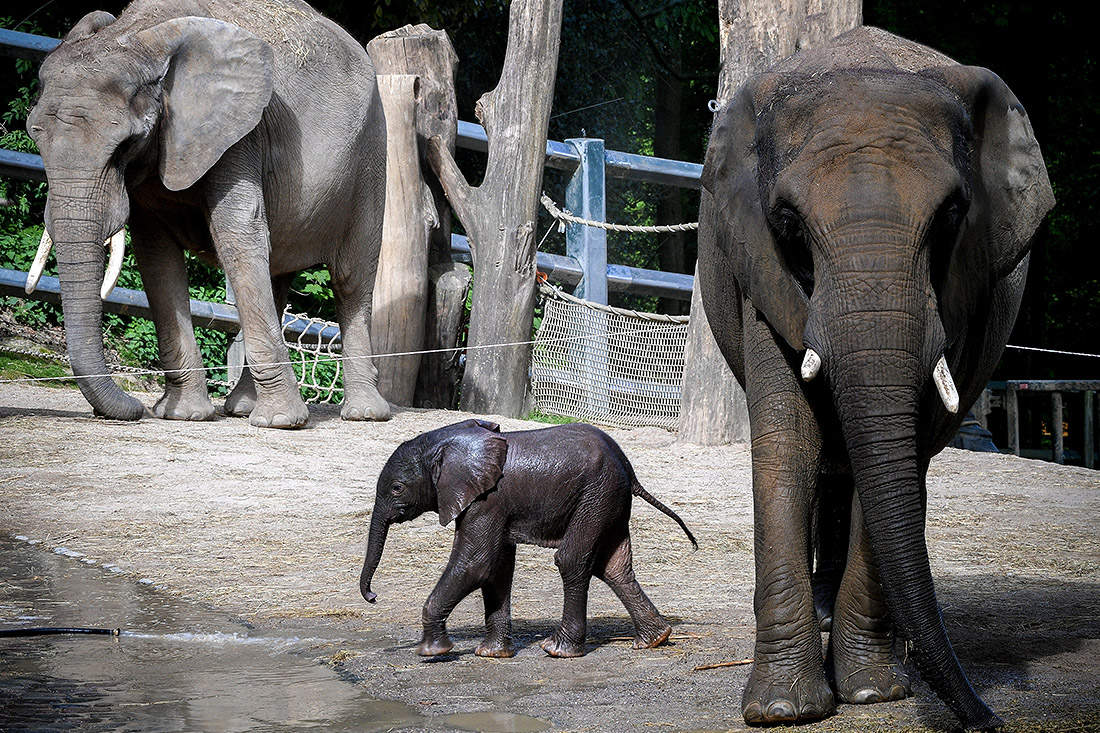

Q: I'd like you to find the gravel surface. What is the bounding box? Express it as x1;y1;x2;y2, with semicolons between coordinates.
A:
0;382;1097;732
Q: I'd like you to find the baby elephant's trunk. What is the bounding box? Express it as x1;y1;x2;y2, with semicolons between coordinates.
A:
359;512;390;603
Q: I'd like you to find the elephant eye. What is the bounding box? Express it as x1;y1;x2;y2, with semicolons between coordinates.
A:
390;483;404;496
772;206;815;298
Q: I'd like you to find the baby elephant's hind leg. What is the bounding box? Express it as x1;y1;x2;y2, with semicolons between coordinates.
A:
596;531;672;649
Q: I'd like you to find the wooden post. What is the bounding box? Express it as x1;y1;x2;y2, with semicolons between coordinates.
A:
1052;391;1064;464
1085;391;1095;469
367;25;458;267
1007;383;1020;455
371;74;430;406
415;262;472;409
678;0;860;445
428;0;564;418
368;25;462;407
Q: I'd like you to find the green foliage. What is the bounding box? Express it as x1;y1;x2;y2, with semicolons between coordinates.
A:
0;352;74;387
524;409;583;425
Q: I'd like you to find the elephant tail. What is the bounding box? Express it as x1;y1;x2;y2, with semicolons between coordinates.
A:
632;480;698;550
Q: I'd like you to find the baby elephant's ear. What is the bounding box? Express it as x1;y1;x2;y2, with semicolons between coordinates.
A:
433;428;508;526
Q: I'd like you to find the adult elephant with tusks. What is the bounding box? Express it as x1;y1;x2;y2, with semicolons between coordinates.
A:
26;0;389;428
696;27;1054;730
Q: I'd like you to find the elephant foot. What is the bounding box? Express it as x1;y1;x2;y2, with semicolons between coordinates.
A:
742;661;835;725
828;643;910;705
539;632;586;658
341;390;391;422
834;663;910;705
248;398;309;429
223;383;257;417
475;640;516;658
416;634;454;657
633;623;672;649
152;391;215;421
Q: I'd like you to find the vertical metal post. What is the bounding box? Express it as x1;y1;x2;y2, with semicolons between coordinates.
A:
1052;391;1064;464
565;138;607;305
1007;383;1019;456
1084;390;1095;469
226;279;245;386
564;137;609;419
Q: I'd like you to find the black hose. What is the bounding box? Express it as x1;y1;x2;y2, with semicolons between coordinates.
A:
0;627;121;637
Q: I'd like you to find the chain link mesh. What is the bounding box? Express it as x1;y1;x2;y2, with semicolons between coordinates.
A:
531;286;688;429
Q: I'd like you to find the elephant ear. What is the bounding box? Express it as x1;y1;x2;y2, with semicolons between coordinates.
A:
929;66;1054;336
701;74;809;352
432;427;508;526
132;17;274;192
64;11;117;43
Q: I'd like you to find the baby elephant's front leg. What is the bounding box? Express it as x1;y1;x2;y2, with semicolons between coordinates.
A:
417;552;489;656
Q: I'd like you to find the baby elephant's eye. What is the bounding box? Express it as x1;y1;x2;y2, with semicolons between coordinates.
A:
390;483;404;496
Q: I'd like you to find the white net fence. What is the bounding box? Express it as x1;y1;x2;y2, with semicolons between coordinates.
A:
531;284;689;429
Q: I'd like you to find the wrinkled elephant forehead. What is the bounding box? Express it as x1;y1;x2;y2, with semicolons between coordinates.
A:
762;70;964;154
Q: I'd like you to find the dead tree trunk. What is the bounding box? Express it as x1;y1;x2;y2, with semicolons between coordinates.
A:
368;25;463;407
678;0;861;445
371;74;431;406
428;0;563;417
367;25;458;267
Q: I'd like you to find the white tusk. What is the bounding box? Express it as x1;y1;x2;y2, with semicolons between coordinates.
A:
25;228;54;294
101;228;126;300
801;348;822;381
933;355;960;414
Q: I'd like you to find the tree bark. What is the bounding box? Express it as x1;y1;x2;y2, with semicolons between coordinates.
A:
371;74;431;407
415;262;472;410
367;25;458;267
677;0;861;445
428;0;563;417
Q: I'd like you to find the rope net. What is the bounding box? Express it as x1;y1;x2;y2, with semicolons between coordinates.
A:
279;309;343;404
531;284;688;430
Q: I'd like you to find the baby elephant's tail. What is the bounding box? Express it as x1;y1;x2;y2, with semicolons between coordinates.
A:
633;481;698;550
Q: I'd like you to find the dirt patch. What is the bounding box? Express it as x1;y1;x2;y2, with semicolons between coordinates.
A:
0;382;1097;732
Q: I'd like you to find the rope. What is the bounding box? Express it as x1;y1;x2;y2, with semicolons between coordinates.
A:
536;275;688;324
1005;344;1100;359
0;315;680;387
540;193;698;233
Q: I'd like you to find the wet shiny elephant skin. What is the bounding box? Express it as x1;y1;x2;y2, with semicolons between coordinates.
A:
358;420;697;659
696;27;1054;730
27;0;388;428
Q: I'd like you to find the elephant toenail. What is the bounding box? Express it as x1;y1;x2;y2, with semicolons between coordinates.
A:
765;700;797;721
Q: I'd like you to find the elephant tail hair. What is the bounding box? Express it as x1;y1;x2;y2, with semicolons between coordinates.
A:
632;481;698;550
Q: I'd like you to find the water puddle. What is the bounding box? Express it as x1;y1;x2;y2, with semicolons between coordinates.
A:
0;535;419;732
442;711;551;732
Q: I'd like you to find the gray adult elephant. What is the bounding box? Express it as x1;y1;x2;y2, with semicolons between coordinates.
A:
696;28;1053;730
26;0;389;428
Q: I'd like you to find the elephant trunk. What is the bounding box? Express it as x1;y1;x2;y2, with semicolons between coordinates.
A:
50;197;144;421
359;510;391;603
820;296;1000;729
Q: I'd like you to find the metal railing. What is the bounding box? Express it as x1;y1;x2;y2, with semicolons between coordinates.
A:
1006;380;1098;468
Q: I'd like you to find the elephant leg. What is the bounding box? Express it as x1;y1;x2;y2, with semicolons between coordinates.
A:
741;305;834;725
812;473;854;631
541;505;612;658
204;148;307;429
224;274;293;417
331;254;389;422
827;486;911;704
419;525;502;656
477;544;517;658
129;210;213;421
594;530;671;649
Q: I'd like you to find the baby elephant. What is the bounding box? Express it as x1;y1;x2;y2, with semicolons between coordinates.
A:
359;419;697;658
